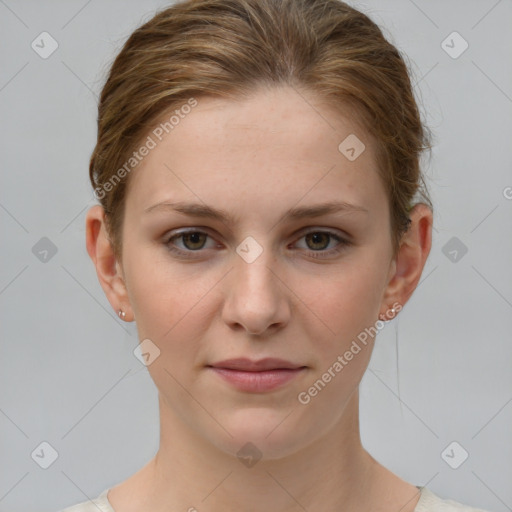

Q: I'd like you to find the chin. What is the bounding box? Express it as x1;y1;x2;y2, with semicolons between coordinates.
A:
207;408;313;462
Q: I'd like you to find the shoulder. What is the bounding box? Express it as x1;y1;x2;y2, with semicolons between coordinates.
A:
415;487;493;512
57;488;114;512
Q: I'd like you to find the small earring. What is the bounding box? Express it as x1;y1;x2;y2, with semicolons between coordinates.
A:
118;310;126;320
379;307;397;321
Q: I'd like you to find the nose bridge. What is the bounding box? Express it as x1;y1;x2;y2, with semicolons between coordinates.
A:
233;234;279;296
223;233;289;334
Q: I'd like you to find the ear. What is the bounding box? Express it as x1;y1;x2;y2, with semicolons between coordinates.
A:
85;205;133;322
379;203;433;320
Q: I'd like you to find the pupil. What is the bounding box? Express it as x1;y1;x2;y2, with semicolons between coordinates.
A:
185;232;204;249
309;233;327;250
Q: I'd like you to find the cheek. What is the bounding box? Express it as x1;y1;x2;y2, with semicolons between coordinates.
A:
124;255;216;388
294;259;385;346
123;243;224;353
123;244;188;332
291;267;382;416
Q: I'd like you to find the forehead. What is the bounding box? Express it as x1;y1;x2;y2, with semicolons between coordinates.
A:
124;85;385;219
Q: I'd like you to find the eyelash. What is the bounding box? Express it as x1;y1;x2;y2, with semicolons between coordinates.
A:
163;228;351;260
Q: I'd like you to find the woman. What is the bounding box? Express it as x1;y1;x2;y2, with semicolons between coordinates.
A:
61;0;492;510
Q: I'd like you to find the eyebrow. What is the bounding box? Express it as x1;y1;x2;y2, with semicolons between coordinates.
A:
144;200;368;226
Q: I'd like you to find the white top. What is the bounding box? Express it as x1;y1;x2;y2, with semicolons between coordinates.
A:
58;486;493;511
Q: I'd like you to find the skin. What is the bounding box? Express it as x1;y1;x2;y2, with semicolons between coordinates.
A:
86;84;433;512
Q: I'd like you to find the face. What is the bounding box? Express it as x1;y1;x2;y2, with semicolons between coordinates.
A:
110;85;398;458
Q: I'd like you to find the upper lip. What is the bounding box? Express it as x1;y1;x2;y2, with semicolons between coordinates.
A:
208;358;305;371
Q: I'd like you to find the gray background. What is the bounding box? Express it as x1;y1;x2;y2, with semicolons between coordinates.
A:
1;0;511;511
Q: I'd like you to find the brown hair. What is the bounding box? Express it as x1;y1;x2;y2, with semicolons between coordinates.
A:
89;0;433;262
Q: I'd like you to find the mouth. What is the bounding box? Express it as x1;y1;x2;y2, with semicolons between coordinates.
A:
206;358;307;392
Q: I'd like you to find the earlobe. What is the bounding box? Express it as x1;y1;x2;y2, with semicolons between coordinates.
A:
379;203;433;317
85;205;133;321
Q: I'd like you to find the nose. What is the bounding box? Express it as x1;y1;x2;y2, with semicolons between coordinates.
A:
221;243;291;336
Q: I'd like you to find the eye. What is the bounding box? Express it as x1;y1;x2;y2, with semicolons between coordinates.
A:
294;230;351;259
165;229;216;256
164;228;352;259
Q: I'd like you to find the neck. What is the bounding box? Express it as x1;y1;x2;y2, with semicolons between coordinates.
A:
130;389;395;512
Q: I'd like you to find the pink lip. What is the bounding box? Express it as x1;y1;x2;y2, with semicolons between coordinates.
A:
207;358;307;392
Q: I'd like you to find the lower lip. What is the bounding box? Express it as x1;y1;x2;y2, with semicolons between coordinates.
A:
208;367;306;392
